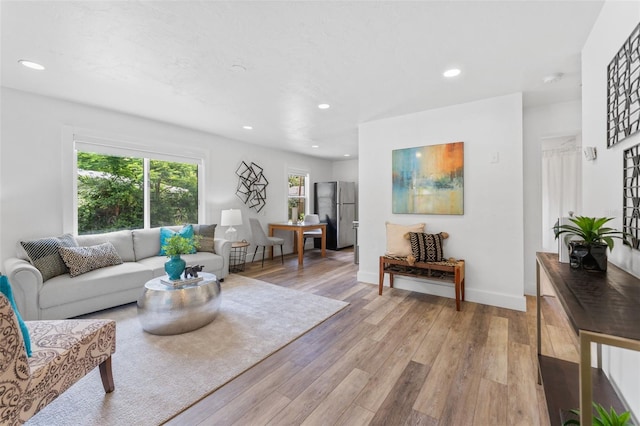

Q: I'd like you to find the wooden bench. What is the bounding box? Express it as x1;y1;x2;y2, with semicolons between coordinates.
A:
379;255;465;311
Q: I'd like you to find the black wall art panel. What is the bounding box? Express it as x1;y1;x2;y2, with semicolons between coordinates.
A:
235;161;268;212
623;143;640;249
607;23;640;148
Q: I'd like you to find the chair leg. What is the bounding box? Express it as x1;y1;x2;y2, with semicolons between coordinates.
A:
99;356;115;393
252;246;259;263
280;244;284;264
261;246;266;268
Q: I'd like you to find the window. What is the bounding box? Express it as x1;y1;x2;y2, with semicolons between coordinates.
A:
76;147;200;234
288;172;309;222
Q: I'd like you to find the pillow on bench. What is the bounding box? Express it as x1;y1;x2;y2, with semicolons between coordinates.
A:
408;232;445;262
385;222;425;257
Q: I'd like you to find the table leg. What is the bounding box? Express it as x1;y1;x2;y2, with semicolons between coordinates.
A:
268;226;274;260
321;227;326;257
296;230;304;265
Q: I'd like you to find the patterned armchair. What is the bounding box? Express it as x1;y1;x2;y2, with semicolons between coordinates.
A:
0;293;116;425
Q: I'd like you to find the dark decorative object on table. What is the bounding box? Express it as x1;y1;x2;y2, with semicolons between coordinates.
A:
184;265;204;279
607;22;640;148
554;216;629;272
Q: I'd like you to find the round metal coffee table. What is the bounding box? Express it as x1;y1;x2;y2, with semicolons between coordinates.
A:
137;272;221;335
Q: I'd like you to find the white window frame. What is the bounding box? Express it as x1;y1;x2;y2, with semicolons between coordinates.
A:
63;127;205;234
287;169;310;220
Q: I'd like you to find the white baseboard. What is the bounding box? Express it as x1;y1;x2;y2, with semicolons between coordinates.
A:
357;271;526;312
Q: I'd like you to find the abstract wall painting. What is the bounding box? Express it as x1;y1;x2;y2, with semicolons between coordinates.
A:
607;22;640;148
392;141;464;215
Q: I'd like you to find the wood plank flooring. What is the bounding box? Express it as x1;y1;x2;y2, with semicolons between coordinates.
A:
165;249;579;426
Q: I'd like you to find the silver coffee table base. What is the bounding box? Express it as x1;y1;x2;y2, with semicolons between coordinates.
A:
137;272;221;335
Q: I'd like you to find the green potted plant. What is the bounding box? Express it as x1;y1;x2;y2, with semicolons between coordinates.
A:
162;234;200;280
562;402;632;426
554;216;628;271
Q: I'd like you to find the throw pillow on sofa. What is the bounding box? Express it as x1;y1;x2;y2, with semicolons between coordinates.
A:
193;224;216;253
20;234;78;282
0;275;32;357
159;225;196;256
59;242;124;277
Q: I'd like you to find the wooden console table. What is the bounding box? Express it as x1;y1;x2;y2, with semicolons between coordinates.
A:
536;252;640;426
379;256;465;311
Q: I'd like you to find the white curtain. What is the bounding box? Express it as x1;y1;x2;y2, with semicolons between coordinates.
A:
541;140;582;252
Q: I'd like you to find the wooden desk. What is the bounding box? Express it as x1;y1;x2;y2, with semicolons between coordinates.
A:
536;252;640;426
268;222;327;266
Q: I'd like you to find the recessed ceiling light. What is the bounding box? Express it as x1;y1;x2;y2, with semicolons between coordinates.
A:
242;125;253;130
318;104;330;109
18;60;45;71
443;68;461;78
543;73;564;84
343;154;350;157
311;145;319;148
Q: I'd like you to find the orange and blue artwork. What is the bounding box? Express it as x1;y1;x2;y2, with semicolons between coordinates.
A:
392;142;464;214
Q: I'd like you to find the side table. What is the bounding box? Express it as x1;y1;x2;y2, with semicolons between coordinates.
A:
230;240;250;272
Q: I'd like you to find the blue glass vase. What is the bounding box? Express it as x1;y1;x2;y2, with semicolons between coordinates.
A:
164;255;186;281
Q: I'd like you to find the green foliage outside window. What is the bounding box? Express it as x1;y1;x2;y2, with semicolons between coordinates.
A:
77;152;198;234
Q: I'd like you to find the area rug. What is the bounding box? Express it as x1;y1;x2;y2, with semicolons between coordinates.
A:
28;275;348;425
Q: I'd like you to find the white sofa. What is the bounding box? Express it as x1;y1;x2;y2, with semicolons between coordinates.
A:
4;226;231;320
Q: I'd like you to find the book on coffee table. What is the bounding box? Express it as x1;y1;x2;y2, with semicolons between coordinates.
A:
160;276;204;287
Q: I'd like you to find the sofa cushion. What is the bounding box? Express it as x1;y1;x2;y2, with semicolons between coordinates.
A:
409;232;445;262
0;276;31;357
132;228;162;260
194;224;217;253
20;234;78;282
138;252;224;278
385;222;425;257
159;225;196;255
76;230;136;262
38;263;153;309
59;242;124;277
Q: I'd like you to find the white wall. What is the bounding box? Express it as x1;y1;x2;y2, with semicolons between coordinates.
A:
0;88;335;263
522;100;582;295
582;1;640;418
358;93;526;311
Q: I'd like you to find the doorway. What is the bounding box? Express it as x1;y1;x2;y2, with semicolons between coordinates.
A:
541;134;582;253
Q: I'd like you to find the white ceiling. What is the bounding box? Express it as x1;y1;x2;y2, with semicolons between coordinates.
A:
1;1;603;160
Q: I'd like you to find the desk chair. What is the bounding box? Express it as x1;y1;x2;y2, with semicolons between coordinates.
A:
249;218;284;267
303;214;323;249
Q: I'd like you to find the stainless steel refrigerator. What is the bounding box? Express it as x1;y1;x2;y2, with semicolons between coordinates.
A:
314;181;357;250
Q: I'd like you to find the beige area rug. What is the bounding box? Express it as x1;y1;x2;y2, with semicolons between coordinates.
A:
28;275;348;425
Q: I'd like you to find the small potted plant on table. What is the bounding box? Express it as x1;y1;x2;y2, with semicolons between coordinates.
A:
162;234;200;280
554;216;628;272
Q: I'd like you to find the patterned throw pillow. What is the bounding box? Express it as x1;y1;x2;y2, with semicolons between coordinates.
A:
58;242;124;278
20;234;78;282
159;225;196;255
194;224;217;253
409;232;445;262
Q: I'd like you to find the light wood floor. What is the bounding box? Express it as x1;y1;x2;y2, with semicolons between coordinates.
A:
166;248;579;426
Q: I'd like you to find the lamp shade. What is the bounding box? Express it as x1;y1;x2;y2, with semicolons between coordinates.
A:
221;209;242;227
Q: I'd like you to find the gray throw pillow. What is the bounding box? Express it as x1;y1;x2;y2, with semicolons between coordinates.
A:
58;242;123;277
20;234;78;282
194;224;216;253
